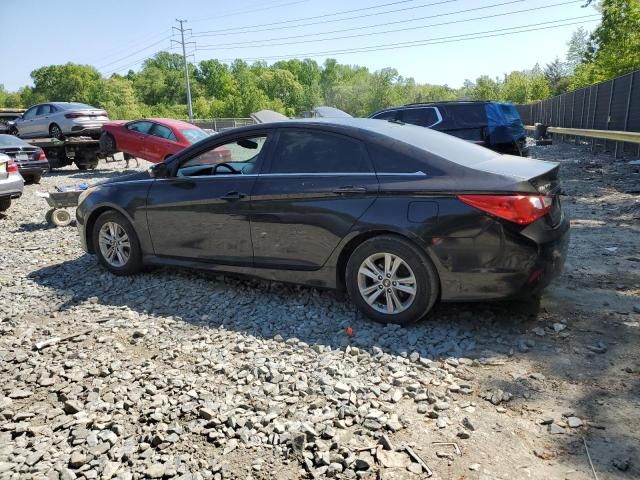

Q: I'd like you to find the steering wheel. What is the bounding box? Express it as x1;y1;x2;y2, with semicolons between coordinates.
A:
212;162;239;175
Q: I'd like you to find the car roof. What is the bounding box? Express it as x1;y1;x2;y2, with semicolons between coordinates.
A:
145;118;200;129
220;117;499;167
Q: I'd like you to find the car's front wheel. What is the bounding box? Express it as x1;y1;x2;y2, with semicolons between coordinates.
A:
346;235;439;325
92;210;142;275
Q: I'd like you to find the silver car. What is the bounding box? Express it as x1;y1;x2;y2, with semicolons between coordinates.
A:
12;102;109;139
0;153;24;212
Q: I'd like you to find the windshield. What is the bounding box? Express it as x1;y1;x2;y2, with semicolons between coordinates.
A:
180;128;209;144
0;134;28;147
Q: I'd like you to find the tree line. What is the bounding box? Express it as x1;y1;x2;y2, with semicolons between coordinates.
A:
0;0;637;120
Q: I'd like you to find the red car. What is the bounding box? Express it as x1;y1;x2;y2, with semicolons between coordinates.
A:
100;118;229;164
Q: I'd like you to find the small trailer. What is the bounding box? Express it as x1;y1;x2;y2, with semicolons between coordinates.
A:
24;136;104;170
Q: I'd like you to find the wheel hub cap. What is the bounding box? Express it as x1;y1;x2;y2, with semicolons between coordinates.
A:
357;252;417;315
98;222;131;268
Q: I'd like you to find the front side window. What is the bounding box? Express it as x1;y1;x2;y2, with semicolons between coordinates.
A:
270;130;371;174
150;124;177;141
22;107;37;120
127;121;153;134
399;107;440;127
178;136;268;176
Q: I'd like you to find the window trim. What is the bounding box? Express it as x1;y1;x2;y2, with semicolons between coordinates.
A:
263;127;374;176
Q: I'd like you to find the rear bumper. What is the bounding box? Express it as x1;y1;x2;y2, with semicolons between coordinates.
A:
0;174;24;199
434;214;570;302
17;161;49;177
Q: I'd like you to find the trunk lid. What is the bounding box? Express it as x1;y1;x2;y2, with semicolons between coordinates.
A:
474;154;563;226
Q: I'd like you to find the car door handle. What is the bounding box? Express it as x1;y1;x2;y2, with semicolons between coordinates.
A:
333;185;367;195
221;191;246;201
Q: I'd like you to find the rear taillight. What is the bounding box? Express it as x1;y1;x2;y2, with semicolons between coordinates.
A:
7;160;18;173
65;113;86;119
457;194;553;225
38;149;47;160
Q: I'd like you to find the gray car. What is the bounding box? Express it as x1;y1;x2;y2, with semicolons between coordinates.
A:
11;102;109;139
0;153;24;212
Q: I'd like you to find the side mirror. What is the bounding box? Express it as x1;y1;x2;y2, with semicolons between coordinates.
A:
150;162;169;178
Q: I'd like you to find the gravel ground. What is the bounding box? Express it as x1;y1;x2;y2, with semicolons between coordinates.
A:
0;143;639;480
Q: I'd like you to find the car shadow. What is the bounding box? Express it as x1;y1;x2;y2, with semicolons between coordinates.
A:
29;254;541;360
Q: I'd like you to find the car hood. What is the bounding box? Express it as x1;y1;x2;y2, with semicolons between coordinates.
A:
97;170;152;186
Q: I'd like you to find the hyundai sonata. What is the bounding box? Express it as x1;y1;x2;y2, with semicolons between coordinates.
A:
76;118;569;324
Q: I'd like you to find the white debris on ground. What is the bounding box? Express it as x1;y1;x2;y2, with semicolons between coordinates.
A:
0;143;638;479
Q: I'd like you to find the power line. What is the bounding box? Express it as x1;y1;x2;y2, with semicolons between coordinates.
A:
191;0;312;23
191;0;461;37
214;15;599;62
97;29;171;60
97;35;173;70
196;0;521;48
197;0;581;50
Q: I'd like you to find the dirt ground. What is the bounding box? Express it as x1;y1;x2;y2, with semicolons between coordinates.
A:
0;139;639;480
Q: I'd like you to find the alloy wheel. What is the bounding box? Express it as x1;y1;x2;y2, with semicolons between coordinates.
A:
357;252;417;314
98;222;131;267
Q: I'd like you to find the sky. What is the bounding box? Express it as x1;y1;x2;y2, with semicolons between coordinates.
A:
0;0;600;92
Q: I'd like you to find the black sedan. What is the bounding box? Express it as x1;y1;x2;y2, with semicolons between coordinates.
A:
0;134;49;184
76;119;569;324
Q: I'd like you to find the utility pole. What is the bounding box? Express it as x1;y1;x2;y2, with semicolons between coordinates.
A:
172;19;195;122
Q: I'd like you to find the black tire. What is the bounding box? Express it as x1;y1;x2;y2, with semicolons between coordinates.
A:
8;126;18;136
0;198;10;212
92;210;143;276
345;235;439;325
76;163;88;171
24;174;42;185
100;132;116;154
45;208;55;225
49;123;64;140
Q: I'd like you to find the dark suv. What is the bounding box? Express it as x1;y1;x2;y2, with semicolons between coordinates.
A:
369;101;528;156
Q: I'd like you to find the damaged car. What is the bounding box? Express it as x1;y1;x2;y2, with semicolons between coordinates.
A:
77;118;568;324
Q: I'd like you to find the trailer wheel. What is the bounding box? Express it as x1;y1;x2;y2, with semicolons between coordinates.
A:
45;208;55;225
77;164;88;171
50;209;72;227
49;123;64;140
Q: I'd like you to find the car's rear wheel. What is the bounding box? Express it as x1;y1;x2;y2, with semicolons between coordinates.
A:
49;123;63;140
0;198;11;212
346;235;439;325
92;210;142;275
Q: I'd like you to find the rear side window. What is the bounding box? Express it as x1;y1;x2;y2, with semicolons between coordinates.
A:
36;105;52;116
270;129;372;174
398;107;440;127
368;142;432;174
371;110;397;121
150;123;177;141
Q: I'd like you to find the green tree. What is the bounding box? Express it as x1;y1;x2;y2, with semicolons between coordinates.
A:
30;63;101;103
544;58;569;95
566;26;591;72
